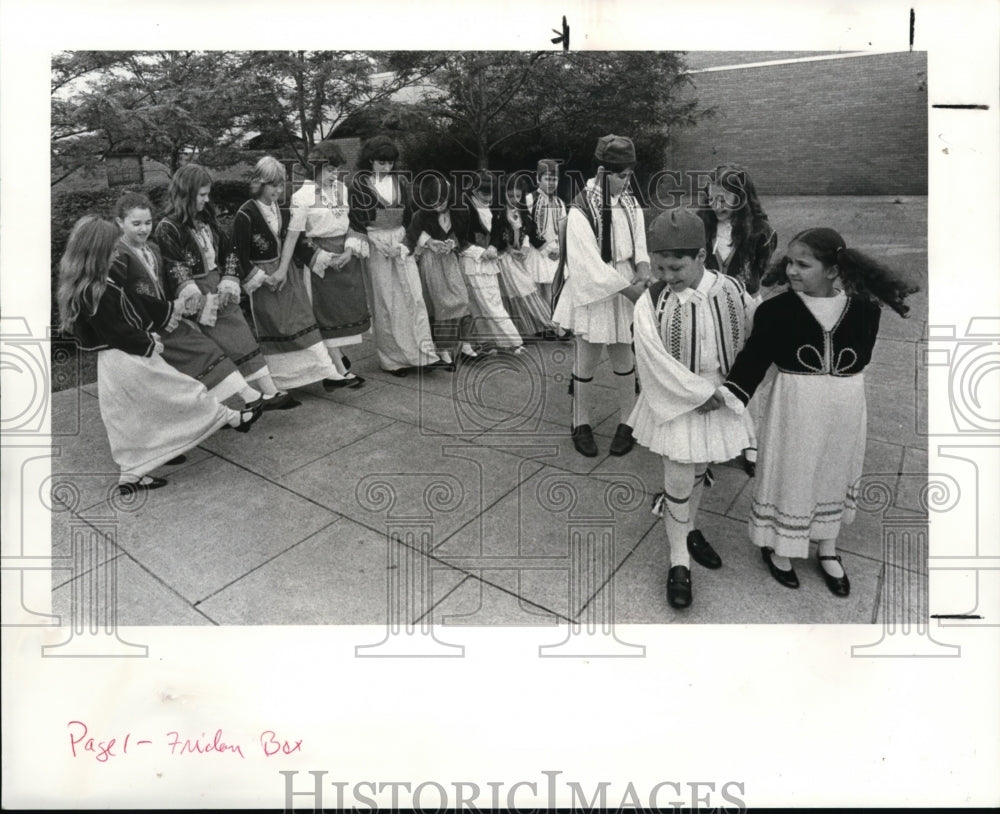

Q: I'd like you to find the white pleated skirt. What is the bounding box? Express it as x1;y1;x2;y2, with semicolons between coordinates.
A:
630;370;756;465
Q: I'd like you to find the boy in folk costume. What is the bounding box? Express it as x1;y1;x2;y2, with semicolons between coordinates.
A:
626;209;756;609
552;135;651;458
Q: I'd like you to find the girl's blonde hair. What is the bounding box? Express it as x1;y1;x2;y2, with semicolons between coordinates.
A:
250;156;286;197
58;216;119;335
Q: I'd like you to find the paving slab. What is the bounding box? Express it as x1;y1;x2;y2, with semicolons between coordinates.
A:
196;518;468;625
199;393;394;479
472;419;617;477
420;569;570;627
455;359;622;432
865;379;926;447
432;465;658;616
50;506;124;590
894;446;930;512
596;512;882;623
96;455;339;603
873;563;930;627
52;555;211;627
319;377;486;438
280;423;541;542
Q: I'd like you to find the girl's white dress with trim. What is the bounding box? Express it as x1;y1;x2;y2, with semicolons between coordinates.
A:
749;291;866;557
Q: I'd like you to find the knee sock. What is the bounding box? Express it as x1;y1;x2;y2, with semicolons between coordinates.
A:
572;339;603;428
571;374;593;428
662;460;696;568
689;467;708;530
608;343;636;424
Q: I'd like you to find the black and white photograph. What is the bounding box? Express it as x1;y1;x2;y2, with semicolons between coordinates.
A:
2;0;998;809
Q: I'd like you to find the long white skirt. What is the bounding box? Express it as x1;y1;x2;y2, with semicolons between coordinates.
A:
630;369;756;463
97;349;232;480
366;227;439;370
460;256;523;349
749;371;867;557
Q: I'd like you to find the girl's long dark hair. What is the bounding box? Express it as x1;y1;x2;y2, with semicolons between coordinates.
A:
702;163;771;250
162;163;216;228
58;216;119;334
766;227;920;317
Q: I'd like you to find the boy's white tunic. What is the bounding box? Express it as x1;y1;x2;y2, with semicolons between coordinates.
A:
629;270;756;464
552;188;649;345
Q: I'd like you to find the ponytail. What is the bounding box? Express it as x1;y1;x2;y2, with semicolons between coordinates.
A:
835;246;919;318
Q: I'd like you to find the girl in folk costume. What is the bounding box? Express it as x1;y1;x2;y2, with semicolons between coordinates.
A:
722;228;918;597
627;209;756;609
698;163;779;476
231;156;344;392
522;158;570;339
455;170;525;354
114;192;263;411
154;164;295;411
284;141;370;389
552;134;651;458
496;175;557;341
402;173;473;368
58;218;261;495
348;135;440;376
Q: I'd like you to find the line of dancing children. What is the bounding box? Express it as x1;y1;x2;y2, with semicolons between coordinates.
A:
58;136;571;495
59;131;918;610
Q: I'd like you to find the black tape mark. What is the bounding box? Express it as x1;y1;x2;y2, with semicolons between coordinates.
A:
930;614;984;619
909;8;915;51
551;15;570;51
932;104;990;110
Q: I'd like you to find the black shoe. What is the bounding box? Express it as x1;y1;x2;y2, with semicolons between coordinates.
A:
232;402;264;433
571;424;598;457
117;475;168;496
346;375;365;388
742;451;756;478
667;565;692;609
557;330;573;342
165;454;187;466
323;376;358;390
687;530;722;569
608;423;635;456
261;391;300;411
389;368;409;378
818;554;851;597
762;547;799;589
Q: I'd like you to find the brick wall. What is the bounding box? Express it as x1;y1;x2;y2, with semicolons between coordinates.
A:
668;52;928;195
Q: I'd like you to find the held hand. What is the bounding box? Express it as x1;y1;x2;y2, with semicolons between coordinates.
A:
331;247;355;268
394;244;409;259
696;392;725;414
426;239;447;255
270;266;289;292
483;245;498;261
153;336;164;355
166;301;184;332
547;247;561;261
184;291;206;316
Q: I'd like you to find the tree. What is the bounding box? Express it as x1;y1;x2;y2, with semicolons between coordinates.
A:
51;51;251;185
234;51;446;166
400;51;706;176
